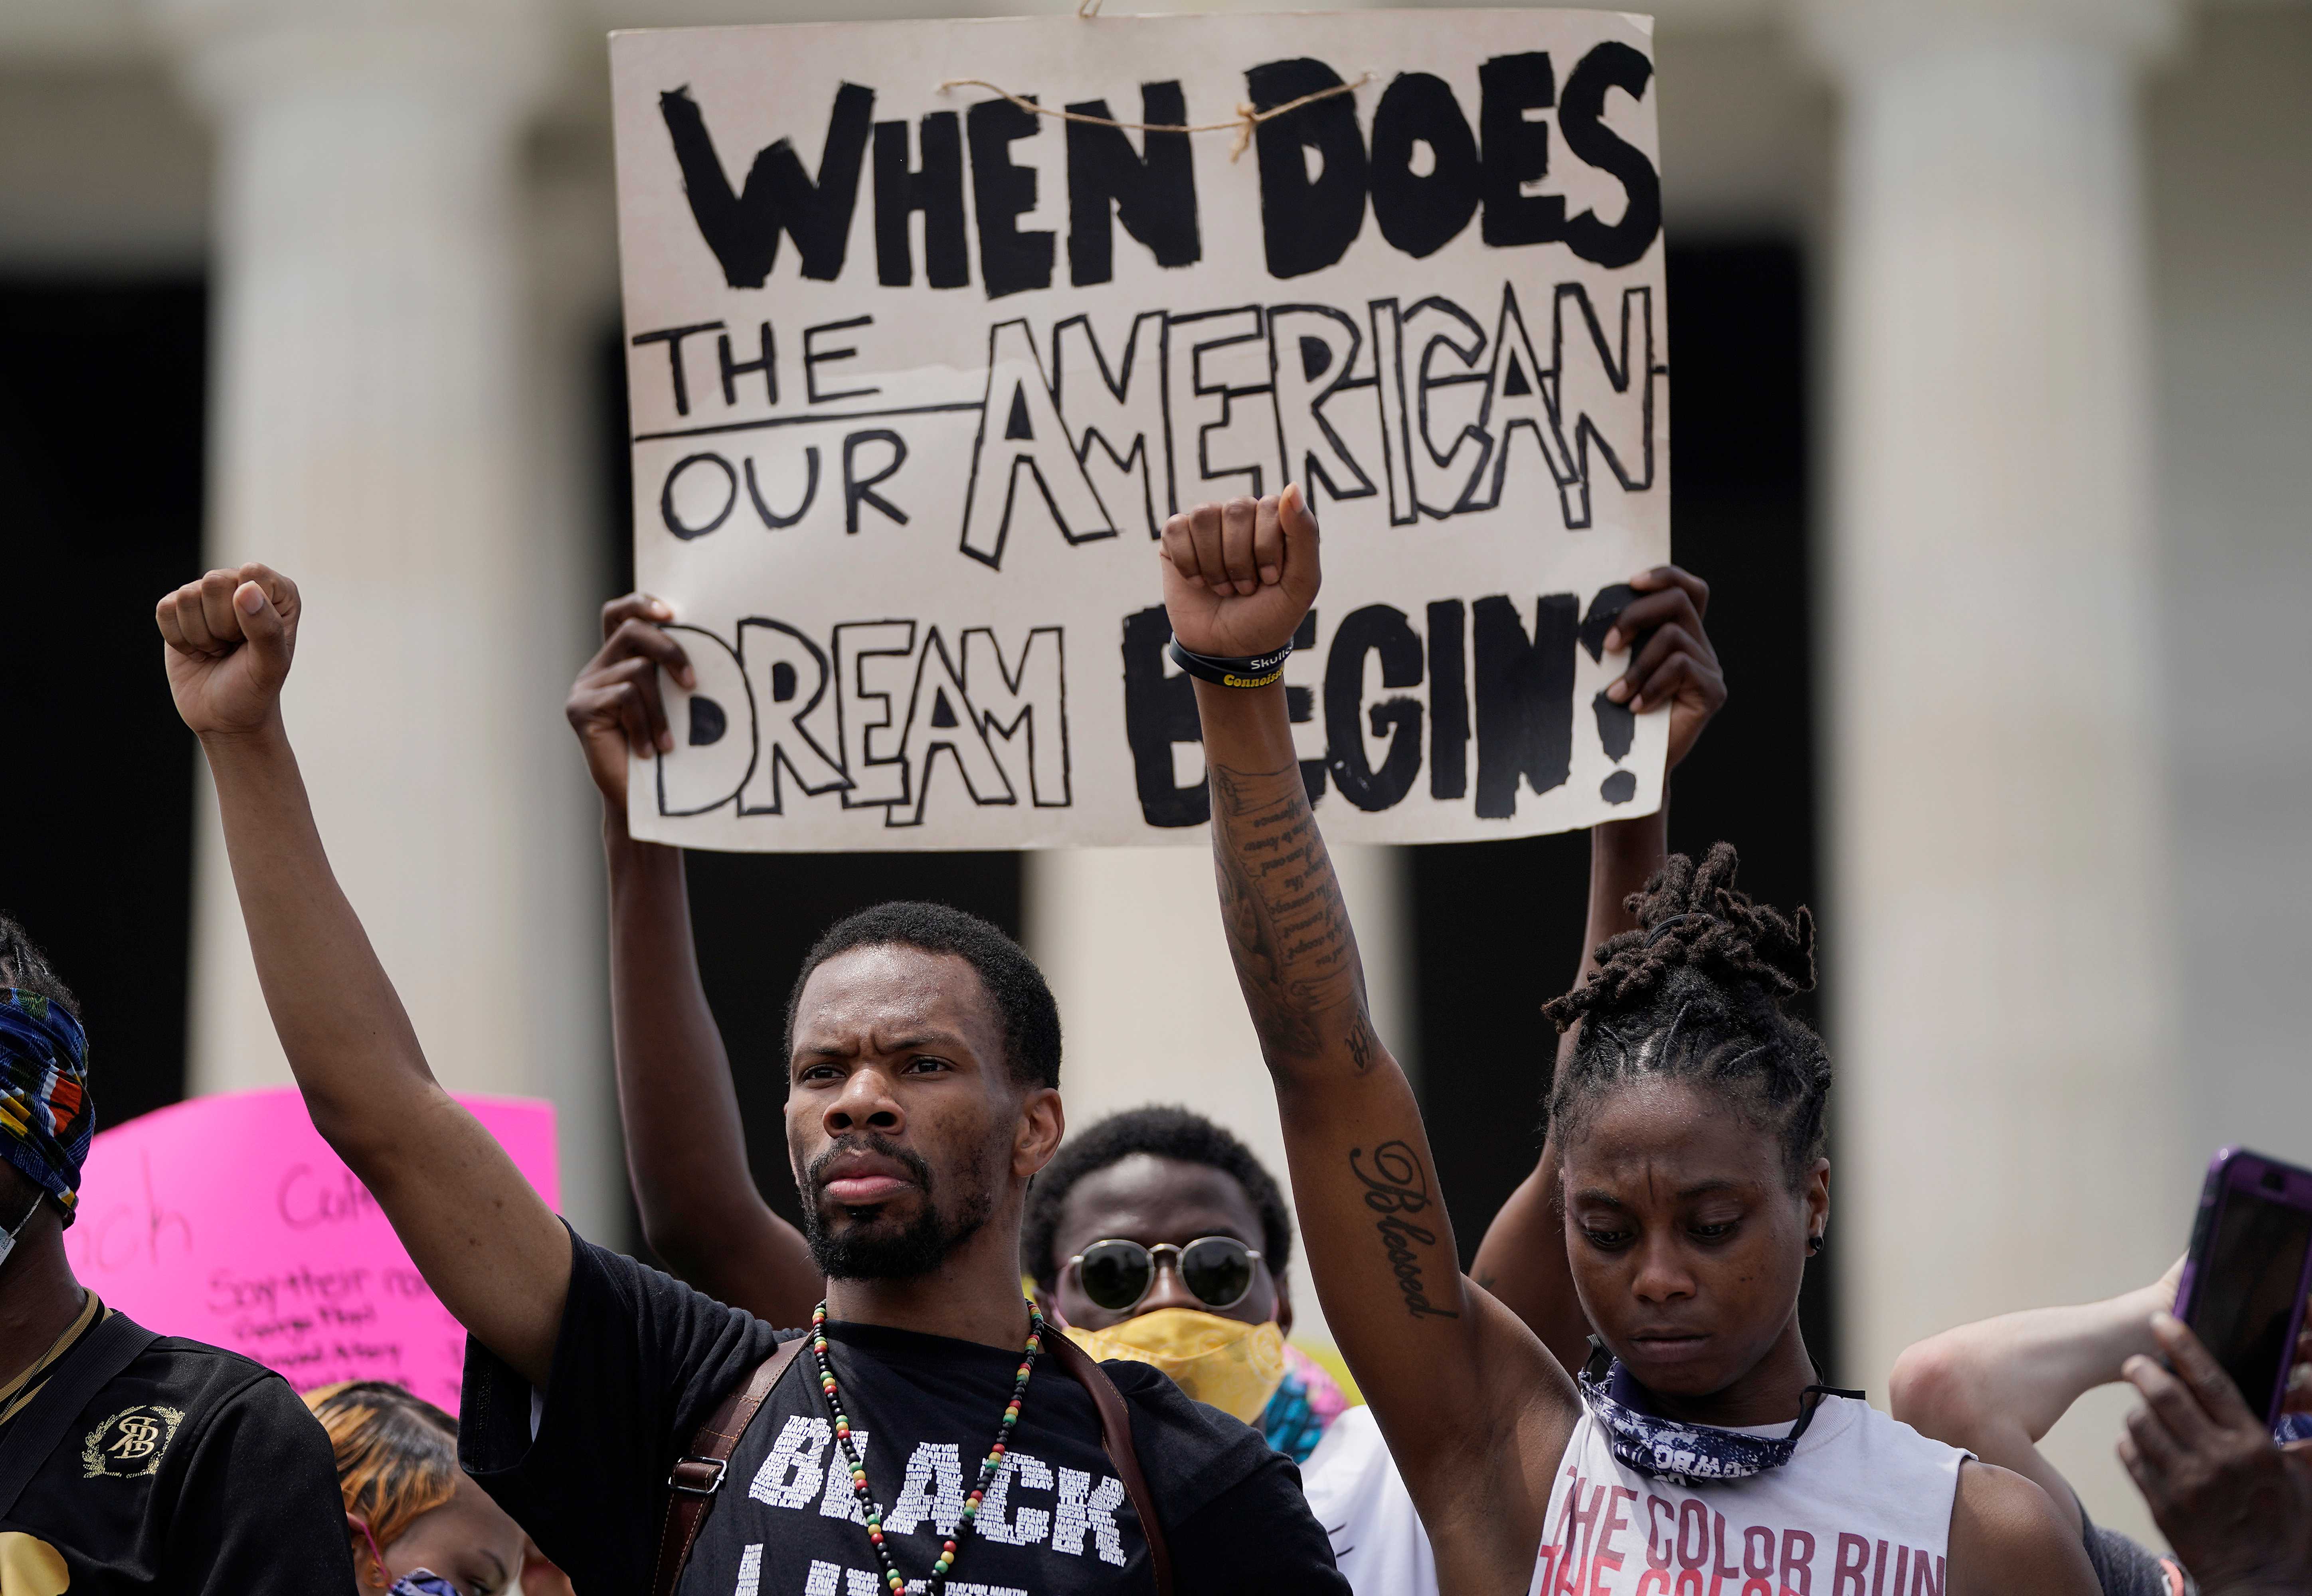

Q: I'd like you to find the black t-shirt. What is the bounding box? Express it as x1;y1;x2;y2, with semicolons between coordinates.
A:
0;1326;354;1592
461;1232;1347;1596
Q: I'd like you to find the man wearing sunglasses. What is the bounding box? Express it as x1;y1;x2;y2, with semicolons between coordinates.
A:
1023;1106;1350;1464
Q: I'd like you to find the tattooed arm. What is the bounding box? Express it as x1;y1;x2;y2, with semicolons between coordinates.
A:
1164;488;1579;1593
1471;569;1724;1371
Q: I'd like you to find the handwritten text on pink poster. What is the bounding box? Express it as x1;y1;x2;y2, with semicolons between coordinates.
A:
63;1088;559;1412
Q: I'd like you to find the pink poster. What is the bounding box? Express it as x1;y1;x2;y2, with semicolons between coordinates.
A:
62;1087;559;1413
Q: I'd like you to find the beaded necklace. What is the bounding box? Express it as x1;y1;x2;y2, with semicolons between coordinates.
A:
811;1301;1046;1596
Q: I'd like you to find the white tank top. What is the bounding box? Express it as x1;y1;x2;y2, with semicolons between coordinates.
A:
1529;1398;1968;1596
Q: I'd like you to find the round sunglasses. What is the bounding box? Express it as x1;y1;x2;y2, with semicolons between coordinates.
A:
1064;1236;1264;1314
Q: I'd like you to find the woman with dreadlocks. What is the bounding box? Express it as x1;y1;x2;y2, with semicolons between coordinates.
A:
1161;486;2100;1594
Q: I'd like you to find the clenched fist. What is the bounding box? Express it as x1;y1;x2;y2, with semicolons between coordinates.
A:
1160;484;1321;662
156;565;300;739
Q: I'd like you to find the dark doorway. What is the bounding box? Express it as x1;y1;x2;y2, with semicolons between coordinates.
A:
1407;241;1829;1369
0;280;207;1129
598;336;1026;1231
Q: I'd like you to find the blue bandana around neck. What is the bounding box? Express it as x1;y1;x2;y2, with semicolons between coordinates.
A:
1576;1341;1862;1489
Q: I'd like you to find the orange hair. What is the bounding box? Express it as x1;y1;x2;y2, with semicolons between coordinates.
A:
304;1381;461;1552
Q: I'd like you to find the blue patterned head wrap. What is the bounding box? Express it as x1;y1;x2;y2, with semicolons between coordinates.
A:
0;990;93;1226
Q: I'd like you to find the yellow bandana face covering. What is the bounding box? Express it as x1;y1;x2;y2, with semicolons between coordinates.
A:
1065;1308;1286;1422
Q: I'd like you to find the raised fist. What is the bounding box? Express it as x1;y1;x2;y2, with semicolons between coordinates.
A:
155;565;300;739
1160;484;1321;661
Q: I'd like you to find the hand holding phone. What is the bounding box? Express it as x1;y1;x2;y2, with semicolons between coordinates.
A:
2118;1312;2312;1593
2172;1146;2312;1428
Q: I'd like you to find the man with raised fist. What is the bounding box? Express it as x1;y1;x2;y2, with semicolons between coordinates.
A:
155;564;1346;1596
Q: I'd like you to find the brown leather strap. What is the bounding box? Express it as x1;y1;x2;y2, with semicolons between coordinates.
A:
650;1335;806;1596
1045;1330;1175;1596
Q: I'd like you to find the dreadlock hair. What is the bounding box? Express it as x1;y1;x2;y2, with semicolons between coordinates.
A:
0;913;78;1020
1023;1106;1293;1290
1540;843;1829;1189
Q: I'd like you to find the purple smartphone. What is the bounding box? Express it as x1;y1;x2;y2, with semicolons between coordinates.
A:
2171;1146;2312;1428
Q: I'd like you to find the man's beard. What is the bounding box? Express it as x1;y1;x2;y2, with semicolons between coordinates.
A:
797;1132;994;1280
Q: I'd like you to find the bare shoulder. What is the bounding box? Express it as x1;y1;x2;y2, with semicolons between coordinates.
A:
1946;1459;2099;1596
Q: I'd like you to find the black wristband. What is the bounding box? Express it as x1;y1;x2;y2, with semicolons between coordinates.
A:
1167;634;1292;689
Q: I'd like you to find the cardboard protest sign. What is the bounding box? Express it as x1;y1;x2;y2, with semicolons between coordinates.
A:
64;1089;559;1410
611;9;1668;849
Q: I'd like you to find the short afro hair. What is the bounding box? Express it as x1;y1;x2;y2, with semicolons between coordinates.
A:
783;901;1061;1091
1023;1106;1292;1289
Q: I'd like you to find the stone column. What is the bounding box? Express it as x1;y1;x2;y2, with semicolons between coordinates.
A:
1024;843;1414;1352
157;0;620;1237
1802;0;2183;1531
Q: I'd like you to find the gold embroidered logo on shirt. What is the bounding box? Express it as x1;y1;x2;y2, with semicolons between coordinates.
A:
80;1406;182;1479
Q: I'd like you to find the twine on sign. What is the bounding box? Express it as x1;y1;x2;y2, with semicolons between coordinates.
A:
936;70;1373;162
1078;0;1101;16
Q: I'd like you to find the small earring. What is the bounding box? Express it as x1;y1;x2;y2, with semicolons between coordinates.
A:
1806;1231;1823;1256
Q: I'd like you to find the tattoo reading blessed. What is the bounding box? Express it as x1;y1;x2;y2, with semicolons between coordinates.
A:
1350;1141;1459;1320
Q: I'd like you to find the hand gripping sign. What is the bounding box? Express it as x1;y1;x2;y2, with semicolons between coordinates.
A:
611;9;1670;850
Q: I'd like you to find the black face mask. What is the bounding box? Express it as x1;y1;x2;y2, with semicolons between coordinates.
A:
1576;1338;1864;1489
